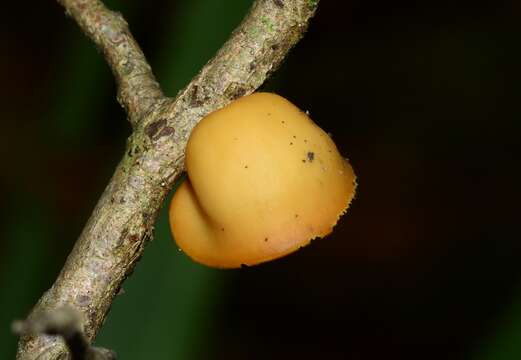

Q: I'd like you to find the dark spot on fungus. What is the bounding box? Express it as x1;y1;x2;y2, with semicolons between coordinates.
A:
307;152;315;162
267;112;272;116
295;214;299;218
281;120;285;124
244;165;248;169
293;135;297;139
290;142;293;145
145;118;167;139
221;228;225;231
302;159;306;163
264;237;269;242
273;0;284;8
304;139;308;143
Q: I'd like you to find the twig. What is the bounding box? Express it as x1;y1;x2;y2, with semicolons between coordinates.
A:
17;0;319;359
57;0;164;126
13;307;115;360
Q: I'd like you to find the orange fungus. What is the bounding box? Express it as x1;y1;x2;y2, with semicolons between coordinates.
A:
169;93;356;268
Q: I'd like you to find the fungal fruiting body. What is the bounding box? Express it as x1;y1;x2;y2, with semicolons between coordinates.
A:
169;93;356;268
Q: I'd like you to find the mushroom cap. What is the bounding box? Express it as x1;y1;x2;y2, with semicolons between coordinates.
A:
169;92;356;268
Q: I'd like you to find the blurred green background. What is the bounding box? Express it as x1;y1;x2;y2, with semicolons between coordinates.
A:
1;0;521;359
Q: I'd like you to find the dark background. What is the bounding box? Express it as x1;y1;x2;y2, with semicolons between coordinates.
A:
1;0;520;359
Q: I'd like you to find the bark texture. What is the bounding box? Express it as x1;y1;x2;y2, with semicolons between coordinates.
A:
17;0;319;358
57;0;164;125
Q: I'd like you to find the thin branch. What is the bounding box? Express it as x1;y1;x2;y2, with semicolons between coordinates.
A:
17;0;319;359
57;0;164;126
13;307;115;360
